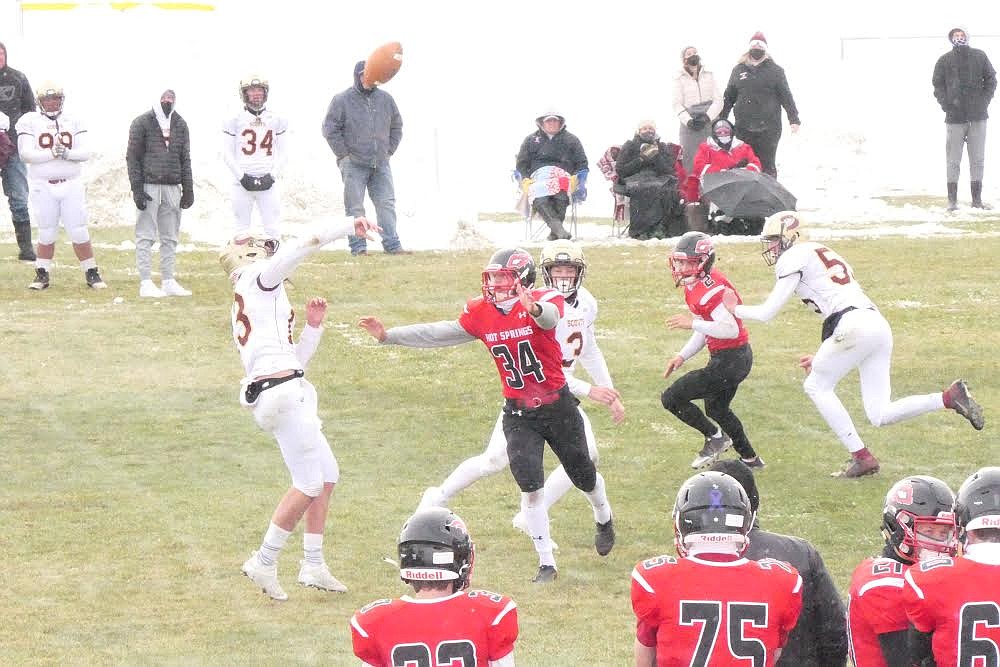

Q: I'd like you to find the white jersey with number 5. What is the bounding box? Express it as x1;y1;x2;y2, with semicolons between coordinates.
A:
558;286;614;397
15;111;90;181
222;109;288;180
231;266;299;379
774;241;874;318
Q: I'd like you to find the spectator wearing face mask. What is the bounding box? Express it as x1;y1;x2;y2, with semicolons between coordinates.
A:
686;119;761;233
673;46;722;173
933;27;996;211
614;119;686;239
719;32;800;178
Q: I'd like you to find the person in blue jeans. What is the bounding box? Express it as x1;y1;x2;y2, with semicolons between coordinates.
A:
0;42;37;261
322;60;407;256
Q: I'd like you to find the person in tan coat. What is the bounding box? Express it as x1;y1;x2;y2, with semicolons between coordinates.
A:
672;46;723;173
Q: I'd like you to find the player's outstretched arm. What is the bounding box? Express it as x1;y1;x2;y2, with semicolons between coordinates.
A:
731;274;799;322
260;217;380;286
360;317;476;348
358;316;387;342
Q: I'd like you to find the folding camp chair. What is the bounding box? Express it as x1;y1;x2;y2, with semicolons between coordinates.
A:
515;168;584;241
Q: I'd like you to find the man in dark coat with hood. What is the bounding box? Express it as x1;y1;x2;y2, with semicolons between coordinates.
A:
0;41;37;261
323;61;405;256
933;27;996;210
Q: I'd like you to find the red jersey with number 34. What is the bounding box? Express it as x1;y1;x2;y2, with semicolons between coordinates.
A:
350;589;518;667
847;556;911;667
903;554;1000;667
631;554;802;667
459;290;566;400
684;268;749;354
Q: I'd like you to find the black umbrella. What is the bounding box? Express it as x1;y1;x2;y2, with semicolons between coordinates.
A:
701;170;797;218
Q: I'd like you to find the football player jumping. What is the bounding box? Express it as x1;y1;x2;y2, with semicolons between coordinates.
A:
663;232;764;470
359;247;615;583
350;508;519;667
847;475;958;666
222;215;378;601
723;211;984;478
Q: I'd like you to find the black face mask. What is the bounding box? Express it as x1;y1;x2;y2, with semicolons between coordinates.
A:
685;55;701;67
160;101;174;116
638;130;656;142
749;48;766;60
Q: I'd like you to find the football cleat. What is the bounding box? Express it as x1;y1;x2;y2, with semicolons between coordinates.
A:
28;267;50;290
690;432;732;469
741;456;767;469
85;267;107;289
595;518;615;556
297;560;347;593
832;455;881;479
944;380;984;431
532;564;558;584
241;552;288;601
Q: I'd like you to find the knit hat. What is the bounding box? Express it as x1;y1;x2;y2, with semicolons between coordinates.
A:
749;31;768;51
637;119;656;133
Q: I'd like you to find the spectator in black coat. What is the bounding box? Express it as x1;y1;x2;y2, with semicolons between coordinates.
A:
0;41;36;261
711;459;848;667
614;120;685;240
933;27;996;210
515;110;588;240
720;32;800;178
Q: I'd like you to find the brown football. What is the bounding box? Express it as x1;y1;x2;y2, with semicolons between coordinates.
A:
362;42;404;88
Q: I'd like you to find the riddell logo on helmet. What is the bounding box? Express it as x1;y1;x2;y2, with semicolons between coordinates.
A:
980;516;1000;527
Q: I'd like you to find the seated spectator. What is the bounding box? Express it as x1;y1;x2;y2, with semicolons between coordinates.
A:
688;119;763;234
614;120;686;240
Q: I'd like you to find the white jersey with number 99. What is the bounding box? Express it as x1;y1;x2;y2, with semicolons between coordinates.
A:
775;241;874;318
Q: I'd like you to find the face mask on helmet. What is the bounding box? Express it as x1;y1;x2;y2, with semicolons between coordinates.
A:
760;211;802;266
398;508;475;591
241;77;269;113
540;240;586;297
482;248;536;304
669;232;716;286
673;471;754;558
881;476;958;562
219;234;279;277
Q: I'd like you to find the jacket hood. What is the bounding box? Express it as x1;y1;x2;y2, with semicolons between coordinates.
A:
353;60;372;94
0;41;7;62
535;109;565;130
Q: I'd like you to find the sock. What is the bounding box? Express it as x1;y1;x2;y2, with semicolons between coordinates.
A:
80;257;96;271
853;447;875;460
712;427;722;438
36;258;52;270
303;532;324;566
522;492;555;563
542;466;574;511
257;522;291;566
584;473;613;524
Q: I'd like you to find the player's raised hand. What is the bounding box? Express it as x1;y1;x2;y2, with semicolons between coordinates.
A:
305;297;328;327
664;355;685;379
721;287;739;314
516;282;539;316
353;216;382;240
666;313;693;330
358;316;388;342
799;354;814;375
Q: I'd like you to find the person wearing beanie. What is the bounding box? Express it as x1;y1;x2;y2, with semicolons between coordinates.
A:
0;42;38;262
672;46;722;173
719;31;801;178
932;27;996;210
710;460;848;667
614;119;686;239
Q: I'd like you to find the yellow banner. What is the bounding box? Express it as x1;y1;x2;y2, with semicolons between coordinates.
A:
21;1;214;9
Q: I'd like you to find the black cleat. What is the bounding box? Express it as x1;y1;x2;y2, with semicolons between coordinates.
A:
944;380;984;431
691;432;732;468
595;518;615;556
28;267;50;290
85;267;107;289
532;565;558;584
742;456;766;469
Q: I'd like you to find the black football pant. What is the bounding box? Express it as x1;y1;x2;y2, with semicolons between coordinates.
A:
737;128;782;178
661;344;757;459
502;388;596;493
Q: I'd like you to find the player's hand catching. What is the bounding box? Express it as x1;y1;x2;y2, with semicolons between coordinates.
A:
305;297;328;327
666;313;693;330
358;316;388;342
588;385;621;407
353;216;382;241
721;287;739;314
799;354;814;375
516;282;540;316
664;355;685;378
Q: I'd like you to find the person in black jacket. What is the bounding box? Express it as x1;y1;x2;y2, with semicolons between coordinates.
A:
614;120;685;239
933;27;996;210
711;459;848;667
720;32;800;178
0;42;37;261
516;110;588;240
126;89;194;298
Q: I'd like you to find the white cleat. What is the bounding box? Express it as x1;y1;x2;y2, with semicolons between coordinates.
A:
418;486;447;511
161;278;192;297
297;561;348;593
241;552;288;601
139;279;166;298
511;511;559;550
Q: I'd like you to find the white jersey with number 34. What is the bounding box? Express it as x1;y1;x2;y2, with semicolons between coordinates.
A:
775;241;875;318
222;109;288;179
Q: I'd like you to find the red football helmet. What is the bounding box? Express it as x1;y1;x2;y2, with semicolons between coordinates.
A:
482;248;536;304
669;231;716;286
881;475;958;561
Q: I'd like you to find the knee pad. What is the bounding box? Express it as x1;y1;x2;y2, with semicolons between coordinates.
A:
293;476;324;498
67;224;90;245
661;387;678;411
38;225;59;245
481;451;509;476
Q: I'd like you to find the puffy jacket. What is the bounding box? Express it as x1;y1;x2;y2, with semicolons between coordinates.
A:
322;61;403;166
0;44;36;153
516;117;588;179
933;46;997;123
126;109;193;191
720;57;800;133
615;136;684;183
672;66;723;125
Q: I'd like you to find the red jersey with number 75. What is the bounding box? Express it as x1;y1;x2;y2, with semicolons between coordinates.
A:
631;554;802;667
684;268;749;353
458;290;566;400
351;589;518;667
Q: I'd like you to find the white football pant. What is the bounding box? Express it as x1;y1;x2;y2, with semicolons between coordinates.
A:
231;182;281;238
30;178;89;244
802;309;944;453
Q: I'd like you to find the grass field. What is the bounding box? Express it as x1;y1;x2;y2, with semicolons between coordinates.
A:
0;225;996;665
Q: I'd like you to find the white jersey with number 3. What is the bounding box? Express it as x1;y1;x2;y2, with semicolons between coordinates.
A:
222;109;288;179
557;286;614;397
231;266;299;378
15;112;89;181
775;241;874;318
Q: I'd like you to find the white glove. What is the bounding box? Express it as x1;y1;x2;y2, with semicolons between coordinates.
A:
52;142;68;159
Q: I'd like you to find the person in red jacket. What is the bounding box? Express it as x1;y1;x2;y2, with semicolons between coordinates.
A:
686;119;763;234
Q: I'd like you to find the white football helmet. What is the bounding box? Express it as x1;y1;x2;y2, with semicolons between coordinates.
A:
240;76;269;112
219;233;279;278
36;81;65;118
540;239;586;298
760;210;803;266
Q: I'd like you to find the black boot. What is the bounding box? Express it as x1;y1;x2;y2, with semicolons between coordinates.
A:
947;182;959;211
13;220;35;261
971;181;989;209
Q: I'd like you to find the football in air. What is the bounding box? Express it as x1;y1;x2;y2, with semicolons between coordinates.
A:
362;41;404;88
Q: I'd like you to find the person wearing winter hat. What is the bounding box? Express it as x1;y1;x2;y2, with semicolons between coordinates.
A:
932;27;996;210
719;32;800;178
614;119;686;239
0;41;38;262
673;46;722;173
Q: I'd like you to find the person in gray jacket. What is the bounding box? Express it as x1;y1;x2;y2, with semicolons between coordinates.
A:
0;41;37;261
322;61;406;256
933;27;996;210
126;89;194;297
711;459;848;667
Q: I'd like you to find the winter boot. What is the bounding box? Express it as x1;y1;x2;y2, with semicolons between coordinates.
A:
685;202;708;232
13;220;35;261
947;182;959;211
971;181;990;209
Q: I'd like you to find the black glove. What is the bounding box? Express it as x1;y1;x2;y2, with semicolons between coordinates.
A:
133;190;153;210
180;188;194;209
734;159;749;169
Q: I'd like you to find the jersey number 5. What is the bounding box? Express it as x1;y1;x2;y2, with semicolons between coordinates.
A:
241;128;274;156
391;640;475;667
490;340;546;390
814;247;851;285
681;600;769;667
